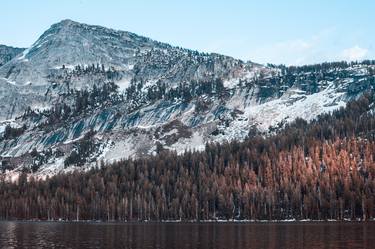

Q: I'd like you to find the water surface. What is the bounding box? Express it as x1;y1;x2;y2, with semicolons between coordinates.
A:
0;221;374;248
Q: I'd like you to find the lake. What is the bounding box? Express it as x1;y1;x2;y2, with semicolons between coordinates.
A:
0;221;374;248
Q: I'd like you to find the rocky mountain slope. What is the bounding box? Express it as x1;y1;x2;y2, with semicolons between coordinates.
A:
0;20;374;175
0;45;25;67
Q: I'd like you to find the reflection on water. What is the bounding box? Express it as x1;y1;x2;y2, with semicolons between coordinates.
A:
0;221;374;249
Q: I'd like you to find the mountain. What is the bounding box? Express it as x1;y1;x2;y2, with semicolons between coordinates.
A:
0;20;374;175
0;19;261;120
0;45;27;120
0;45;25;67
0;19;256;87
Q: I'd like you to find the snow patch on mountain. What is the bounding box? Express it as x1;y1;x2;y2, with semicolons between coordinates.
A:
245;84;346;131
115;77;131;92
99;138;136;164
18;48;30;62
167;131;206;154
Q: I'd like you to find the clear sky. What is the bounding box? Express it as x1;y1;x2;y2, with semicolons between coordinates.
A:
1;0;374;65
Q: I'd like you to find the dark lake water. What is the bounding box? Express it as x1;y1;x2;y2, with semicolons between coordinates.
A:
0;221;374;249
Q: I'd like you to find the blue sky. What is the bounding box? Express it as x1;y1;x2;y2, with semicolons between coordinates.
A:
1;0;374;65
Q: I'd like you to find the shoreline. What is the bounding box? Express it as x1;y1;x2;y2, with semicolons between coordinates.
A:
1;218;374;224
